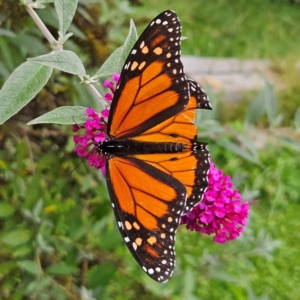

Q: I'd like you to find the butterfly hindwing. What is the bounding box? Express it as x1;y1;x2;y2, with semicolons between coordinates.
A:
188;79;212;110
183;143;210;214
106;156;186;282
108;10;190;139
131;146;210;216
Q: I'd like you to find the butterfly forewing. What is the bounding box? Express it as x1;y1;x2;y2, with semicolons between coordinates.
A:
108;10;190;139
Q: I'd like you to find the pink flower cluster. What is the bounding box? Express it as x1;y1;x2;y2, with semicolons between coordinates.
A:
103;74;120;101
72;74;120;174
73;108;107;174
181;162;249;243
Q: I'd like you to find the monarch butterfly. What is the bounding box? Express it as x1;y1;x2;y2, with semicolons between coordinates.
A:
98;10;211;282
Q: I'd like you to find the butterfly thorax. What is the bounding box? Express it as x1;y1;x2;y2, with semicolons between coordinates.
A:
98;139;187;156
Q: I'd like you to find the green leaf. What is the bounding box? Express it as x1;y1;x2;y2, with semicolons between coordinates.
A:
237;134;259;159
94;46;123;78
121;19;139;62
54;0;78;35
2;229;32;246
94;19;138;78
28;50;86;76
46;263;78;275
27;106;88;125
294;106;300;130
19;260;39;275
216;138;261;164
0;61;52;125
183;269;196;297
244;88;266;126
86;263;117;288
13;245;32;258
278;136;300;152
0;261;17;277
33;199;43;217
0;202;15;218
263;79;277;125
0;28;16;37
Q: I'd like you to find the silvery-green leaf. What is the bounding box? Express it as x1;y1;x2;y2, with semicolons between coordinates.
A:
28;50;86;75
294;106;300;130
54;0;78;35
244;88;266;126
264;79;277;125
278;136;300;151
0;28;16;37
120;19;138;61
93;46;123;78
62;32;74;43
19;260;39;275
216;138;261;165
2;229;31;246
94;19;138;78
27;106;88;125
0;61;52;125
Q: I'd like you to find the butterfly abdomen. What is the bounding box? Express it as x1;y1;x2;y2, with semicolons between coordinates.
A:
98;140;187;155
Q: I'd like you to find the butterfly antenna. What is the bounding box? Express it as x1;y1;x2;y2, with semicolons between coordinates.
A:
70;158;85;177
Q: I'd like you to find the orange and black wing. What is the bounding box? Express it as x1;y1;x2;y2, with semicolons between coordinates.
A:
132;145;209;216
188;78;211;110
107;10;190;139
106;156;186;282
131;79;211;214
130;79;211;145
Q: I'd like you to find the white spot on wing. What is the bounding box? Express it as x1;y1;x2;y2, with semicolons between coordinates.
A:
148;268;154;275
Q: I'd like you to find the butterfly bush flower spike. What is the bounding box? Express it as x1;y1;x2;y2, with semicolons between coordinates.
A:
73;74;120;174
181;162;249;243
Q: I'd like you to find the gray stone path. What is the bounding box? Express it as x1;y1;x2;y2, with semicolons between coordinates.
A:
182;56;274;101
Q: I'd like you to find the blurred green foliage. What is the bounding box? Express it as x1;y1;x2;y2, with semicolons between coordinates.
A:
1;0;300;299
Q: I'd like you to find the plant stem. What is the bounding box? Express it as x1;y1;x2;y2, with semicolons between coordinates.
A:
79;76;107;107
25;4;57;47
